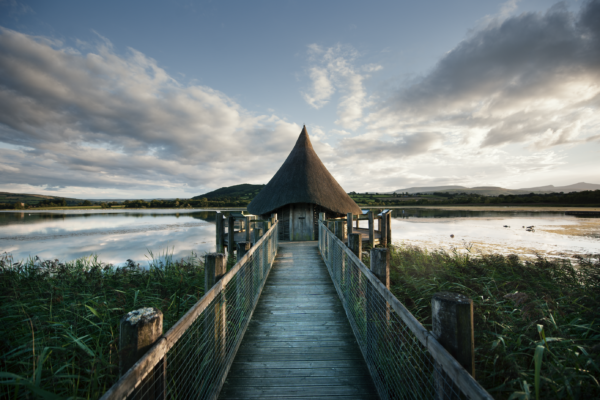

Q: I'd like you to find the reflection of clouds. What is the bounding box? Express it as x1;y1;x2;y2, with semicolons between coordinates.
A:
6;224;216;266
391;216;600;258
1;210;221;265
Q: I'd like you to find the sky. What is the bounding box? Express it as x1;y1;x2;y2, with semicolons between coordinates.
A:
0;0;599;199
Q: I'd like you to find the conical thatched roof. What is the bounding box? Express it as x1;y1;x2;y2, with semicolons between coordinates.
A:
247;126;361;216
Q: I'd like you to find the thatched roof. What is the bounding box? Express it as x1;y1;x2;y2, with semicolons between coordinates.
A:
247;126;361;216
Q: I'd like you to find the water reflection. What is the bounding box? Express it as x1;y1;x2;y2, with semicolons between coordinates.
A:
0;208;598;265
0;209;240;266
386;208;600;259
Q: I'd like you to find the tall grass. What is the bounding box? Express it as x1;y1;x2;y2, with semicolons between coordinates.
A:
0;251;204;399
388;243;600;399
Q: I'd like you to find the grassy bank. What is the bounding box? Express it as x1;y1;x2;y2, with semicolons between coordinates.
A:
388;244;600;399
0;252;205;399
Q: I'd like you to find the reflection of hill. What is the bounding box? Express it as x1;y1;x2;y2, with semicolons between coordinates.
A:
0;210;223;228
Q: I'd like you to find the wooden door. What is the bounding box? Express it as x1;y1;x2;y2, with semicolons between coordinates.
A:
291;203;314;241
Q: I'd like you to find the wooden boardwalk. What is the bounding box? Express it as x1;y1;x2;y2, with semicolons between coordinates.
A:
219;241;378;399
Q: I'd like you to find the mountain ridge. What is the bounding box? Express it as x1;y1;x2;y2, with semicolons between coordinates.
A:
389;182;600;196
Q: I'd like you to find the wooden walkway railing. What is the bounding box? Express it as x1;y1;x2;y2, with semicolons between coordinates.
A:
100;220;279;400
319;219;493;400
102;217;494;400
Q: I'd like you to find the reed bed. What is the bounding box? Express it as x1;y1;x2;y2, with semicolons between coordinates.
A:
0;251;205;399
388;243;600;399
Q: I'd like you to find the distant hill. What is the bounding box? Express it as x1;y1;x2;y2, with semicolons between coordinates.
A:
389;185;467;194
389;182;600;196
193;183;265;200
0;192;82;206
518;182;600;193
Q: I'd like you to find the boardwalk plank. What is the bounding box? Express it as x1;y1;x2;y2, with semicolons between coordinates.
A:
218;241;377;400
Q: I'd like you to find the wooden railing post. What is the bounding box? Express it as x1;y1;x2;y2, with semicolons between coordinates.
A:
432;292;475;399
205;253;227;367
348;233;362;258
347;213;353;237
334;219;345;242
228;215;235;258
368;211;375;248
119;307;165;400
380;212;388;248
387;211;392;245
237;241;251;261
366;247;389;370
216;212;225;253
245;216;252;242
253;227;263;245
370;247;390;288
236;242;251;308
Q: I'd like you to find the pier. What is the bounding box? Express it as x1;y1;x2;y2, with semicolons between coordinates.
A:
102;219;492;400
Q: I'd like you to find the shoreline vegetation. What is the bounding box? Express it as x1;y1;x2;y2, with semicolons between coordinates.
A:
2;189;600;210
1;246;598;399
0;252;207;399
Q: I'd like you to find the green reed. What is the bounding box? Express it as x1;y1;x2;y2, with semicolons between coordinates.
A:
388;244;600;399
0;251;204;399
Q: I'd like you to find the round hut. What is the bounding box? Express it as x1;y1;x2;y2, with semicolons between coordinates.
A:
247;126;361;241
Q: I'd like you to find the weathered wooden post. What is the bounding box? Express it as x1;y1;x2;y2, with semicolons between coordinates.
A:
236;242;251;309
237;241;251;261
317;213;325;250
347;213;353;238
119;307;165;400
205;253;227;292
370;248;390;288
368;211;375;248
346;232;362;304
228;215;235;258
216;212;225;253
366;248;390;371
432;292;475;400
349;233;362;258
386;211;392;245
205;253;227;367
253;227;263;245
245;216;252;242
380;211;388;248
334;219;345;241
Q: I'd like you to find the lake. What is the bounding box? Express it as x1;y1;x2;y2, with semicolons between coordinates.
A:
1;208;598;266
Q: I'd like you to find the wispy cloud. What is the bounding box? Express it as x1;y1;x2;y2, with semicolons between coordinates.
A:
302;44;381;131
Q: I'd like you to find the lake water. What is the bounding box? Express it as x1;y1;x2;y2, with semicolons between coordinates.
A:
1;208;598;266
384;209;600;260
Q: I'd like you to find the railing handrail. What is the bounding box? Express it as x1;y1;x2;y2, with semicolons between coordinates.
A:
319;220;492;400
100;222;279;400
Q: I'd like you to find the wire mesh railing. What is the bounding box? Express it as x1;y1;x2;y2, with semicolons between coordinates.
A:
319;220;492;400
101;221;279;400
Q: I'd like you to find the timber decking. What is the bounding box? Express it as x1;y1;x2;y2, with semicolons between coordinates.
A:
219;241;378;399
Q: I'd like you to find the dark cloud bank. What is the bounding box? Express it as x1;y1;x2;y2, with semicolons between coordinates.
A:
369;0;600;152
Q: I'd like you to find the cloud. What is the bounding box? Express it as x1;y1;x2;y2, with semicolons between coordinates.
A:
0;27;301;194
302;66;334;108
368;0;600;150
302;44;381;131
338;132;444;160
